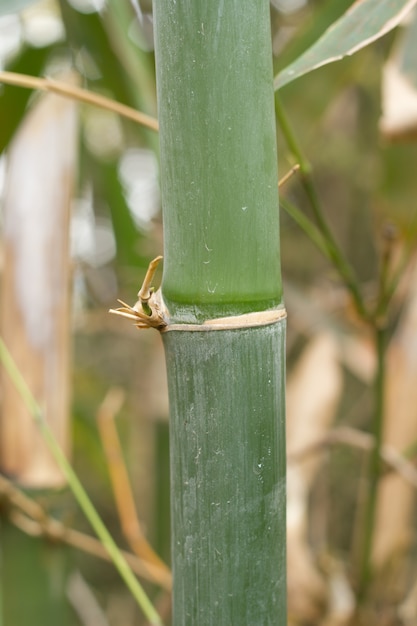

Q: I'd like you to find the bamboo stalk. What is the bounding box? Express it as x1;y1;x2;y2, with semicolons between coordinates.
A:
152;2;286;623
0;77;77;486
154;4;282;322
0;77;77;626
162;321;286;624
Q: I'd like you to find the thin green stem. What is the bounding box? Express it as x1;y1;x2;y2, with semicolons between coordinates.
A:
402;439;417;462
276;90;393;605
374;241;414;321
275;94;368;321
281;197;329;258
0;338;163;626
356;326;386;602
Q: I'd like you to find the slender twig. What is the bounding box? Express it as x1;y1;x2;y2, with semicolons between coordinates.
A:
402;438;417;463
275;94;368;321
376;224;397;314
278;164;300;189
356;327;386;602
0;338;163;626
275;95;399;609
0;468;170;588
281;197;331;259
96;388;171;584
288;425;417;490
10;511;170;588
374;241;416;320
0;71;159;131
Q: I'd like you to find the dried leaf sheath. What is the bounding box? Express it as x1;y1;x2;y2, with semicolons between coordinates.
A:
110;256;167;330
110;295;167;330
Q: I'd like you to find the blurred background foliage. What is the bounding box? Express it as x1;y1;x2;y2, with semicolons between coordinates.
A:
0;0;417;625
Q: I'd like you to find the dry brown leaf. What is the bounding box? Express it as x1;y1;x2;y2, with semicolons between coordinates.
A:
0;72;78;487
287;333;343;621
373;258;417;567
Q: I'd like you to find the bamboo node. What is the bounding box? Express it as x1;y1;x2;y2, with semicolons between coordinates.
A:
163;307;287;332
109;256;168;330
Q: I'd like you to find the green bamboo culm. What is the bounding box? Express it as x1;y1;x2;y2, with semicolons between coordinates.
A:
153;1;286;625
153;0;282;322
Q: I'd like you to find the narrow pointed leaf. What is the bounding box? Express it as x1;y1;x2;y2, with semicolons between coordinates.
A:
399;6;417;86
275;0;417;90
274;0;353;74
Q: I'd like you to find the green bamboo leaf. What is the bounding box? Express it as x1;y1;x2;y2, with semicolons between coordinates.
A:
274;0;417;90
397;6;417;86
274;0;354;74
0;0;39;15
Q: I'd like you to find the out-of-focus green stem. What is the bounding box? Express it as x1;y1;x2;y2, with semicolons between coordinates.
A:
402;438;417;462
275;94;396;608
275;94;368;321
356;326;386;602
0;338;162;626
374;239;413;320
281;197;329;257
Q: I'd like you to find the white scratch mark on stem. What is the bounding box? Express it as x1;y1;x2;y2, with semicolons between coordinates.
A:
207;282;218;294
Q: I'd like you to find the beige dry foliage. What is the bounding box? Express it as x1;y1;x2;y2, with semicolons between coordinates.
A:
380;10;417;141
287;333;344;622
373;259;417;567
380;58;417;140
0;72;78;487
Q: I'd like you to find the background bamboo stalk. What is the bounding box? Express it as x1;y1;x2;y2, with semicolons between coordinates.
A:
287;333;343;621
373;258;417;567
0;72;78;486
